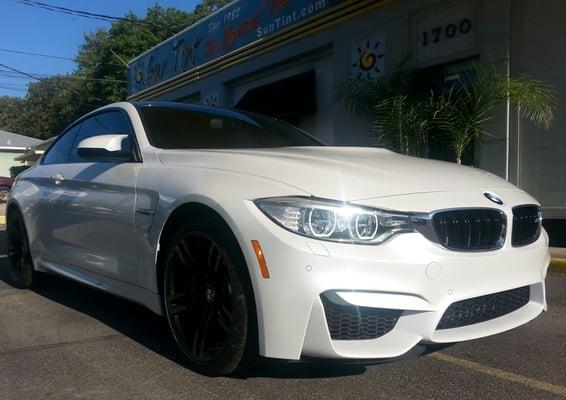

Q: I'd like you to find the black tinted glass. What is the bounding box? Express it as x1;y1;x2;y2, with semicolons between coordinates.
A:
42;123;81;165
137;106;323;149
70;111;133;162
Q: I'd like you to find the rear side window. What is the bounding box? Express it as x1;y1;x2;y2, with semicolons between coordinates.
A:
69;110;134;163
42;123;82;165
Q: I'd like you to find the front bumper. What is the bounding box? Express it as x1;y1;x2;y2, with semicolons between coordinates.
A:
239;191;550;360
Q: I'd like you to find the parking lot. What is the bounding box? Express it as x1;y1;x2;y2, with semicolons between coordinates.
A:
0;227;565;400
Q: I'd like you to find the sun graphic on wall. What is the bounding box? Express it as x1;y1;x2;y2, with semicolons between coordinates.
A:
351;36;385;79
135;68;143;84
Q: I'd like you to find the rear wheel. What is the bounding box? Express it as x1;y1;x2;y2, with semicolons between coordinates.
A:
6;210;35;288
162;216;258;376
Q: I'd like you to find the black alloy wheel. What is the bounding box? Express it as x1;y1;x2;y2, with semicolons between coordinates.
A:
162;217;257;376
6;210;35;288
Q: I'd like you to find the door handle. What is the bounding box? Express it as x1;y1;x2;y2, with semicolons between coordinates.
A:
50;173;64;185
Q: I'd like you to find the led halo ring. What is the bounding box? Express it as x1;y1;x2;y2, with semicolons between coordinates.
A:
307;207;337;238
354;213;379;240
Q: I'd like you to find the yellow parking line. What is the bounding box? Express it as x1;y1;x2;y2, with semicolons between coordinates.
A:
429;352;566;397
550;259;566;274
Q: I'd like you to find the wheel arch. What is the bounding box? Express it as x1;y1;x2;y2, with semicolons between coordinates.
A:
6;200;23;225
155;200;258;313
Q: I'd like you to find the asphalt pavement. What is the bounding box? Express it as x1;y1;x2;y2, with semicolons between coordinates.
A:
0;229;565;400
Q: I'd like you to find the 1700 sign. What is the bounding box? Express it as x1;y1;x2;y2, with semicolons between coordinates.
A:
421;19;472;47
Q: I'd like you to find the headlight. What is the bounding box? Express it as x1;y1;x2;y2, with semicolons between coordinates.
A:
254;196;413;244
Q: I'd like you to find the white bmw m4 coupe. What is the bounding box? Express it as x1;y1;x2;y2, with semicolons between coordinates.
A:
7;102;549;375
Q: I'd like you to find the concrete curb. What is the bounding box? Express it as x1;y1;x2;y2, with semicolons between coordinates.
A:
549;259;566;274
549;247;566;274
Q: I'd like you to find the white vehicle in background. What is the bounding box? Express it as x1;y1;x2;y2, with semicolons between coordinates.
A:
6;102;549;375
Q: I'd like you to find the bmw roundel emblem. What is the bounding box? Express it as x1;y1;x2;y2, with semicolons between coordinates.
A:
484;192;504;205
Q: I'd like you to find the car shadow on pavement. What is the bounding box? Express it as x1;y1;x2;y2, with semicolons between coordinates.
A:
0;229;422;379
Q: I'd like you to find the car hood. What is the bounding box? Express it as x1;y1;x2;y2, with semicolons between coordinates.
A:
157;146;516;200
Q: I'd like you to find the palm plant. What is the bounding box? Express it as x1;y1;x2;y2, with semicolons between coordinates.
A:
433;62;556;164
337;64;433;157
371;94;432;157
337;61;556;163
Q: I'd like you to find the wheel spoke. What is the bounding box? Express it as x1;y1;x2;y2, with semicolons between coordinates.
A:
167;292;191;315
215;308;231;333
174;238;197;269
192;308;212;358
218;304;232;321
208;243;223;273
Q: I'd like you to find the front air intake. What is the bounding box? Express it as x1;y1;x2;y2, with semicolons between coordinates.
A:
437;286;530;330
320;294;402;341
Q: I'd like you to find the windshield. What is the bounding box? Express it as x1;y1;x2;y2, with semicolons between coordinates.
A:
136;105;324;149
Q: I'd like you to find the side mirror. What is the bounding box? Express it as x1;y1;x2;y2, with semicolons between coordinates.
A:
76;134;132;162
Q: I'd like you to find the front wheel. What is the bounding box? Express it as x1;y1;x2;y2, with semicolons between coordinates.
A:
162;216;258;376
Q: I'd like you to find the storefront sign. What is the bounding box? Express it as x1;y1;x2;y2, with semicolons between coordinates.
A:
416;1;476;65
128;0;349;95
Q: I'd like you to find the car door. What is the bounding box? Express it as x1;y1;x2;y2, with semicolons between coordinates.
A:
42;110;140;284
30;122;82;266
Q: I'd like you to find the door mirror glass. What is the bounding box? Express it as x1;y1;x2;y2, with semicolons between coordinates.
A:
76;134;132;162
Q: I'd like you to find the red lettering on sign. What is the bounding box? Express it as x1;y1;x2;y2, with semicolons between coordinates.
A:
205;38;220;57
265;0;289;16
223;12;261;50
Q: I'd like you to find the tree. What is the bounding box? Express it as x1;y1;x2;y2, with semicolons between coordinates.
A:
0;96;25;133
0;76;88;139
75;6;198;105
194;0;233;19
0;1;232;138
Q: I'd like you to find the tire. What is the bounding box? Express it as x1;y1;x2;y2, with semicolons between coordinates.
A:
6;209;36;288
161;214;258;376
0;186;10;203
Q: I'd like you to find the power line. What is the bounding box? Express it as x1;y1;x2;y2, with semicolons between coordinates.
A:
0;72;43;80
0;63;39;81
0;85;27;93
12;0;143;23
0;62;115;103
0;47;74;61
0;81;29;87
0;65;127;83
11;0;173;34
0;48;125;68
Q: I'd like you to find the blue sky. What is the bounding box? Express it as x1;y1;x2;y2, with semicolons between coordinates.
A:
0;0;201;97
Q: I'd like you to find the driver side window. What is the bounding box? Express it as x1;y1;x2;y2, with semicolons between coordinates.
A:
69;110;134;163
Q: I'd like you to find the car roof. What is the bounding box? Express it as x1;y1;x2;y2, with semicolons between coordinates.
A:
131;101;255;121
